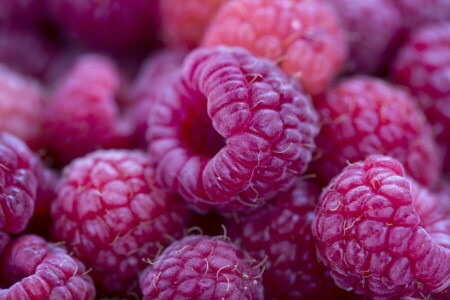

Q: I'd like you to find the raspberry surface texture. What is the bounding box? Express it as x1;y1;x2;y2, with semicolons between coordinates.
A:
44;54;131;166
0;235;95;299
229;179;349;299
392;22;450;173
147;46;319;212
139;235;264;300
324;0;401;74
311;76;441;187
0;64;45;150
47;0;159;51
312;155;450;299
51;149;190;295
202;0;346;95
160;0;228;49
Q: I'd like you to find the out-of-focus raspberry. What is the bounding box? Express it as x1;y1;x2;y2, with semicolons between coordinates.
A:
312;155;450;299
0;0;45;29
139;235;264;299
202;0;347;95
310;76;441;188
0;235;95;299
147;46;318;213
126;49;186;148
392;22;450;174
161;0;228;49
47;0;160;51
44;54;132;166
0;64;46;150
51;149;190;296
229;179;350;299
324;0;401;74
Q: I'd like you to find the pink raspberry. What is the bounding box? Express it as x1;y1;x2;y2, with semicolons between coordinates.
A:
47;0;159;51
310;76;441;187
51;149;190;296
392;22;450;173
160;0;228;49
147;46;319;212
0;64;45;150
324;0;401;74
202;0;347;95
44;54;132;166
126;49;186;148
229;179;350;299
312;155;450;299
0;235;95;299
139;235;264;299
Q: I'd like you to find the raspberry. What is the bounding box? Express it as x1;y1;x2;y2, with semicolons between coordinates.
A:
0;232;9;255
392;22;450;173
47;0;159;51
51;149;190;295
202;0;347;95
324;0;401;74
0;235;95;299
229;179;349;299
44;54;132;166
0;0;45;29
139;235;264;299
147;46;319;212
310;76;441;187
312;155;450;299
160;0;228;49
126;49;186;148
0;64;45;150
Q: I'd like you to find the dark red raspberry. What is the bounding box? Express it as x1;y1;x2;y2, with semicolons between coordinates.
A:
51;149;190;295
0;235;95;299
0;0;45;29
0;64;45;150
202;0;347;95
229;179;349;299
147;46;319;212
0;132;38;236
139;235;264;300
392;22;450;173
310;76;441;187
324;0;401;74
126;49;186;148
44;54;132;166
312;155;450;299
0;232;9;255
160;0;228;49
47;0;159;51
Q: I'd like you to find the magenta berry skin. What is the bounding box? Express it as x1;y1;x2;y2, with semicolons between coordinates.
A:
324;0;401;74
47;0;159;51
0;235;95;300
147;46;319;213
311;76;441;188
312;155;450;299
139;235;264;300
44;54;131;166
229;179;349;299
392;22;450;173
51;149;190;295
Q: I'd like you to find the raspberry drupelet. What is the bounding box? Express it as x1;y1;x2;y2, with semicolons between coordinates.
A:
44;54;132;166
312;155;450;299
310;76;441;187
51;149;191;296
392;22;450;174
139;235;264;300
229;179;350;299
202;0;347;95
147;46;319;213
0;235;95;299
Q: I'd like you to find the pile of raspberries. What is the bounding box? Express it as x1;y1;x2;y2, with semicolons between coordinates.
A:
1;0;449;299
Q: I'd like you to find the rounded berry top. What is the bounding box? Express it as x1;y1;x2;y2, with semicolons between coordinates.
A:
147;46;318;212
139;235;264;300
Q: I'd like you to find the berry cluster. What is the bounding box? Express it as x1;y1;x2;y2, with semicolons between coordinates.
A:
0;1;449;299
